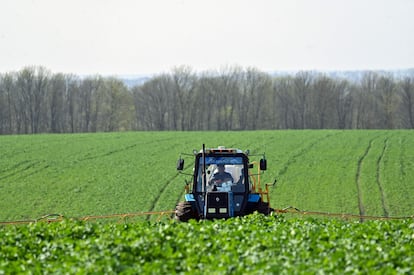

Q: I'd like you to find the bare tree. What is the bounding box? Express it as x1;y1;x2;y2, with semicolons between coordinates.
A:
0;74;6;133
132;86;151;130
272;76;295;129
170;66;197;130
354;72;379;129
238;68;271;129
335;80;352;129
15;67;36;133
293;71;314;129
49;73;68;133
78;77;102;132
213;66;241;130
311;75;338;129
132;75;171;130
196;73;219;130
33;67;50;133
377;74;398;128
102;78;133;131
399;76;414;128
66;75;80;133
0;73;16;134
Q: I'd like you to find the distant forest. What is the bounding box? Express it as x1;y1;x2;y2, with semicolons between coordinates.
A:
1;65;414;134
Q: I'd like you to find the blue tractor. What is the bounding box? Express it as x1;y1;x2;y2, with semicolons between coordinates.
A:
175;145;274;221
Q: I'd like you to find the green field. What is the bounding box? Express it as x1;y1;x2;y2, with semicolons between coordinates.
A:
1;130;414;273
1;130;413;221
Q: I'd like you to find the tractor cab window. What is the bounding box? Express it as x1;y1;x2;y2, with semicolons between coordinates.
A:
196;156;246;193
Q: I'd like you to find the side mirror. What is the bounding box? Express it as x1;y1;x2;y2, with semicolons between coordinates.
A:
248;163;254;169
260;158;267;171
177;158;184;171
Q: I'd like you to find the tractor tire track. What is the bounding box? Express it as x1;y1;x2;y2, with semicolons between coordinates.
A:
0;160;49;182
147;173;183;219
356;135;392;221
78;136;178;162
355;138;375;222
79;144;138;161
0;160;33;181
276;132;340;177
147;146;201;215
355;140;372;222
376;138;390;217
398;135;407;182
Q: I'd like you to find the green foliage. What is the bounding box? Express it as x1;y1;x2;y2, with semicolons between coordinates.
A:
1;215;413;274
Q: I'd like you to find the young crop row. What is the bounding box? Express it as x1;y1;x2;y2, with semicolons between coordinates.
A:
1;130;414;221
1;214;413;274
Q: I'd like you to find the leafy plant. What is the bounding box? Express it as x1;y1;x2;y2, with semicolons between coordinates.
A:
1;215;413;274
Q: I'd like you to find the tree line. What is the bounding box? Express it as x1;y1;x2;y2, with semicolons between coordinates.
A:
1;65;414;134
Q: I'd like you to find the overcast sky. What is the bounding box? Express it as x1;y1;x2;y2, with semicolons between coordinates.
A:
0;0;413;75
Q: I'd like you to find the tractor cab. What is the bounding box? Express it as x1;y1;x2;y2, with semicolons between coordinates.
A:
175;145;272;221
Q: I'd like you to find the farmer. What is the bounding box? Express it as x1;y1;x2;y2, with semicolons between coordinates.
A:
210;164;234;185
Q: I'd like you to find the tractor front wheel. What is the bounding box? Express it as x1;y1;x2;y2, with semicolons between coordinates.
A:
175;201;198;222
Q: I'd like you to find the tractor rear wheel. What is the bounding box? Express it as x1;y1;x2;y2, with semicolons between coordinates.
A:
175;201;198;222
257;201;273;215
244;201;274;216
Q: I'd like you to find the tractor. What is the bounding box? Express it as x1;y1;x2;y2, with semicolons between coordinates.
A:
175;145;274;221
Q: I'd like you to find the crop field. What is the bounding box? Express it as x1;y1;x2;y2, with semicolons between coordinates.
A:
1;215;413;274
1;130;414;273
1;130;414;220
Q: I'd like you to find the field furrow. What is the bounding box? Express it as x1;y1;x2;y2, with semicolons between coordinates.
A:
354;138;373;219
376;137;390;217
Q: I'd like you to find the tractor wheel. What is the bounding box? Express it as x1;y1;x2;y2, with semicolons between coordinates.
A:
244;201;274;216
257;201;274;215
175;201;198;222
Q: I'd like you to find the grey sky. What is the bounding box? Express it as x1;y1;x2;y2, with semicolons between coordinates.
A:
0;0;413;75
